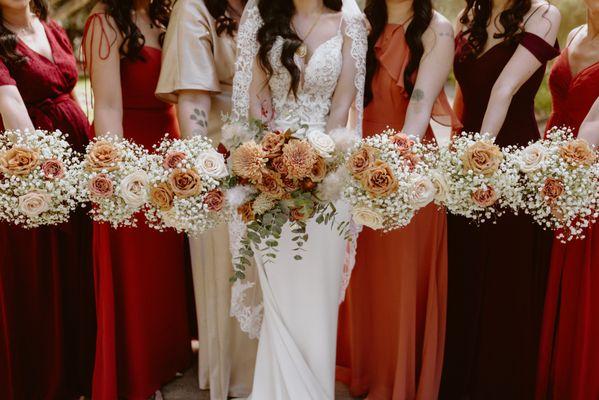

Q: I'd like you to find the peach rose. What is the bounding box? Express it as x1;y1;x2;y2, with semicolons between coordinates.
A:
237;202;255;223
163;151;187;169
390;133;415;155
203;189;225;212
150;182;175;211
256;169;286;199
41;158;65;179
300;178;317;191
18;190;52;217
559;139;597;167
0;147;40;176
403;152;422;171
361;160;398;197
309;157;327;183
541;177;565;204
282;140;318;180
347;145;377;178
261;131;286;158
88;174;114;198
471;186;499;207
281;175;300;192
461;141;504;176
270;156;289;175
168;168;202;198
86;140;121;172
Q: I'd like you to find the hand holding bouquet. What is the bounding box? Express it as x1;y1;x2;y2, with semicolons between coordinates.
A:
144;135;229;235
77;135;151;227
0;129;80;227
514;127;598;241
344;129;439;231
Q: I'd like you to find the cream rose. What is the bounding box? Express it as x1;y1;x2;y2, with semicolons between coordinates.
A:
196;151;228;178
430;169;449;203
352;206;384;230
519;143;546;173
307;130;336;158
19;190;52;217
119;170;149;207
409;175;436;208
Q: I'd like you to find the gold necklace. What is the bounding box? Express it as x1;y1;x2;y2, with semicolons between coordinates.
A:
292;6;325;59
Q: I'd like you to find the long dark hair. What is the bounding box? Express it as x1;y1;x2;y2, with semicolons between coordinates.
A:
256;0;343;97
460;0;532;58
364;0;433;106
205;0;247;36
101;0;172;60
0;0;48;65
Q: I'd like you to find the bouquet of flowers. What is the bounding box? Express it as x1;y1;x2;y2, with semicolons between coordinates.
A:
226;120;354;275
343;129;439;231
513;127;598;241
144;135;230;235
434;132;523;223
77;136;151;227
0;129;81;227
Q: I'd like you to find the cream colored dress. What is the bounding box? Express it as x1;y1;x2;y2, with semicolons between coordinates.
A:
156;1;257;398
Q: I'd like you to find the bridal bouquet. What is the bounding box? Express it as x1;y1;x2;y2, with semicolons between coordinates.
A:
144;135;230;235
343;130;439;231
226;120;354;274
0;129;80;227
513;127;598;241
435;132;523;223
77;136;151;227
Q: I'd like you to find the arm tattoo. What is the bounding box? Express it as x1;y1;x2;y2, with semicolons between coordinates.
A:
438;30;454;38
190;108;208;136
411;88;425;103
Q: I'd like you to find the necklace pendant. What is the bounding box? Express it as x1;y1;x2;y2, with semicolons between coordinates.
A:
296;44;307;58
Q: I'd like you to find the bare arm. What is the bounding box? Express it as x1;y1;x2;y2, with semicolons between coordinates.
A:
402;14;454;139
579;96;599;147
176;90;212;139
84;11;124;138
248;57;273;122
480;4;561;138
327;20;360;132
0;86;34;131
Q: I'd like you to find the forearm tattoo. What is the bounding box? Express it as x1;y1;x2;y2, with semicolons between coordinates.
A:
411;88;425;103
190;108;208;136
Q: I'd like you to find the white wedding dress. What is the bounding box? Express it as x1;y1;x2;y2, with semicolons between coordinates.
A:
230;3;366;400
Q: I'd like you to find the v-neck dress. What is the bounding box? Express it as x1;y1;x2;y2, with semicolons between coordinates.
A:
440;31;559;400
536;47;599;400
0;19;95;400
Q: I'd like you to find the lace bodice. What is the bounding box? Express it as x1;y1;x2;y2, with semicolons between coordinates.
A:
269;32;343;130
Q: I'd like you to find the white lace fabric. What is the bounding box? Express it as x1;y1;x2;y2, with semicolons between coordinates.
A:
230;1;367;338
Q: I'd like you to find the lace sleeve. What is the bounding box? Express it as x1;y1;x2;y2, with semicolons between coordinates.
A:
343;14;367;138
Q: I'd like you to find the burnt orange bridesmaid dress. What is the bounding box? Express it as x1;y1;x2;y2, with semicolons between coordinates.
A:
337;23;456;400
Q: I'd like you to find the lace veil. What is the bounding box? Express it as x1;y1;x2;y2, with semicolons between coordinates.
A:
229;0;367;339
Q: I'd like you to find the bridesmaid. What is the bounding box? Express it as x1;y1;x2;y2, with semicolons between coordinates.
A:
536;5;599;399
439;1;560;399
0;1;95;398
83;1;192;398
156;0;258;398
336;0;457;398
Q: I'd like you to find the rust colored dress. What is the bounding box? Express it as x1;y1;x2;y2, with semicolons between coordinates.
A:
439;31;559;400
84;15;192;400
337;24;456;400
535;47;599;400
0;20;95;399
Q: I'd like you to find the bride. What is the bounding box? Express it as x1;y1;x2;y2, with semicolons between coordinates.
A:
230;0;367;398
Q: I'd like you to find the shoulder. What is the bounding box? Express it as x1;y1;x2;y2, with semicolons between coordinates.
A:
85;3;123;44
567;24;586;45
422;12;454;49
525;2;561;33
172;0;211;25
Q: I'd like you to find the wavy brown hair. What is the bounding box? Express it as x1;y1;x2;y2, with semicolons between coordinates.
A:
364;0;433;106
460;0;533;59
205;0;247;36
0;0;48;65
101;0;172;60
256;0;343;97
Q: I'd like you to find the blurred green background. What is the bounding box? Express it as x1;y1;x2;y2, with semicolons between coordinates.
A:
59;0;586;121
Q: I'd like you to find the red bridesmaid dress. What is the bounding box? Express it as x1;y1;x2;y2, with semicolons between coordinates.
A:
440;29;559;400
535;44;599;400
85;15;192;400
0;20;95;399
337;24;458;400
